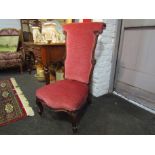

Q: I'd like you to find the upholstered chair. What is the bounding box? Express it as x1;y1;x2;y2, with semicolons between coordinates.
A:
36;22;106;133
0;28;24;73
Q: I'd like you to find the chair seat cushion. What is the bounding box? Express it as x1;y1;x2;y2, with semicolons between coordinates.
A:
0;59;22;68
36;80;89;111
0;52;22;60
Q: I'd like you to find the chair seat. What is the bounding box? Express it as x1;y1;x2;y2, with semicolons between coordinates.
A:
36;80;89;111
0;59;22;68
0;52;22;60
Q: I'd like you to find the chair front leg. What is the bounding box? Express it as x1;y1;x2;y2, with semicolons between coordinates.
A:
36;98;44;115
70;112;78;134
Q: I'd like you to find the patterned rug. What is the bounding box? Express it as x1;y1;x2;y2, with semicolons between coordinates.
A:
0;78;34;126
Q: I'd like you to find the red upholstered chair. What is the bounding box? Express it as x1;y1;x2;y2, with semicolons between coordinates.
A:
36;22;106;133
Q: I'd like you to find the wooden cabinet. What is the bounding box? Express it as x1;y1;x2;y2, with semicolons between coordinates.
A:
23;41;66;74
23;42;66;62
21;19;67;73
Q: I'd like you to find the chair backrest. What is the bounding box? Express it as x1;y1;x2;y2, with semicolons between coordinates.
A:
63;22;106;84
0;28;20;53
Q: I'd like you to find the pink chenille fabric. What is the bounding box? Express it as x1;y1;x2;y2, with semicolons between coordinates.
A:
63;22;105;84
36;22;105;111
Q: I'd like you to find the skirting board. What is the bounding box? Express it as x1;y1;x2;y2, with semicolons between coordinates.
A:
113;91;155;114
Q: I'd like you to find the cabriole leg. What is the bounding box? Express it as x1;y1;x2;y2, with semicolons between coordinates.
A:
70;112;78;134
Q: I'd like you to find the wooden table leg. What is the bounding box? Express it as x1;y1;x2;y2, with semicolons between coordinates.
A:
41;46;50;85
44;65;50;84
25;51;32;74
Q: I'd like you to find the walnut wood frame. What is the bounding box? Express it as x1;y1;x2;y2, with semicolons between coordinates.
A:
36;26;106;134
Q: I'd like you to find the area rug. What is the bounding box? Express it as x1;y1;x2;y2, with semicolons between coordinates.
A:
0;78;34;126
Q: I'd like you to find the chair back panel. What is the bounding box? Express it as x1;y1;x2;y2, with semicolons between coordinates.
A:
0;28;20;53
63;22;106;84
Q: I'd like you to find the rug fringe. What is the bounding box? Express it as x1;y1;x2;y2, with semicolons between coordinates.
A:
10;78;34;116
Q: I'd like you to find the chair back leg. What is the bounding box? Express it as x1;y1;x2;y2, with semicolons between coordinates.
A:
36;98;44;115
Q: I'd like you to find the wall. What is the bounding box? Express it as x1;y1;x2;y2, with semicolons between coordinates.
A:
0;19;21;29
91;19;119;97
